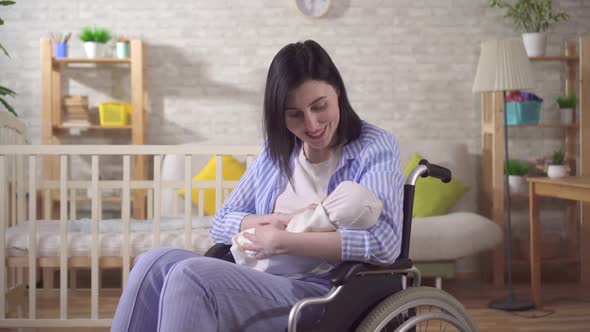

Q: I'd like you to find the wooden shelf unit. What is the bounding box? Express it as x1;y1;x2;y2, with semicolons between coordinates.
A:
40;38;148;219
479;37;590;287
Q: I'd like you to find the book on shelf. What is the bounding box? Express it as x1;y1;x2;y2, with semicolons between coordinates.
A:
60;120;91;128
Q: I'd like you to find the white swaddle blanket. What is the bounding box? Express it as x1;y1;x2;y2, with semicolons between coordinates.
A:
230;181;383;277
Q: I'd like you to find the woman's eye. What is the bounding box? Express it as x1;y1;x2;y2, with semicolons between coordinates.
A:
287;111;302;118
312;103;327;111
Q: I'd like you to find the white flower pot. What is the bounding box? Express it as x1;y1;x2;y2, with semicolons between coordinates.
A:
559;108;574;124
547;165;567;178
83;42;104;58
522;32;547;57
508;175;526;193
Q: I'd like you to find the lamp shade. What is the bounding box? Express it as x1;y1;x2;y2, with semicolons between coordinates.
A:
472;38;536;92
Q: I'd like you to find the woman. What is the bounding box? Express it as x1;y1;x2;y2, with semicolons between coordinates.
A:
111;40;404;332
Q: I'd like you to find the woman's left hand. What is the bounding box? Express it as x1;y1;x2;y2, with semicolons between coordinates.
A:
241;224;286;260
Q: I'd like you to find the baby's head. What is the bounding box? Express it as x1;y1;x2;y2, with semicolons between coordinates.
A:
322;181;383;229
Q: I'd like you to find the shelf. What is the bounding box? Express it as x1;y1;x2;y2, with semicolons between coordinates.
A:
41;38;147;219
53;57;131;64
53;125;132;130
508;123;578;129
529;55;579;62
480;37;590;288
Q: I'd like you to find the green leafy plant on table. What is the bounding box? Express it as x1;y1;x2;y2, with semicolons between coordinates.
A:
506;159;530;176
550;150;564;165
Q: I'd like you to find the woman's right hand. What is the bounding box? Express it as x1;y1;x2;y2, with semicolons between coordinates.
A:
240;204;317;231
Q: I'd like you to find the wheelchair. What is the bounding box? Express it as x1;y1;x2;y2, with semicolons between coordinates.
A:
205;159;478;332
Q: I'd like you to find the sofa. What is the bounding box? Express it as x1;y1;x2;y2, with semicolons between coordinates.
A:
398;139;502;288
160;139;502;289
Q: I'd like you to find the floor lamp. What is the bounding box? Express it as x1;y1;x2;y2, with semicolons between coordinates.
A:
472;39;536;311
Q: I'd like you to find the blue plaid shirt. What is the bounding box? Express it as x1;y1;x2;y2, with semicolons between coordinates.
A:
210;121;404;265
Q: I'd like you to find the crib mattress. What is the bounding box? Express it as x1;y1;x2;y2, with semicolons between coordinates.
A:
4;217;215;257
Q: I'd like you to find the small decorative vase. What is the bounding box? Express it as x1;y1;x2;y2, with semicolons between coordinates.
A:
116;42;130;59
547;165;567;178
84;42;104;58
522;32;547;57
54;42;68;58
559;108;574;124
508;175;526;193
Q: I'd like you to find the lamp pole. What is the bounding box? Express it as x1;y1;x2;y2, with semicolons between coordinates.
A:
489;91;534;311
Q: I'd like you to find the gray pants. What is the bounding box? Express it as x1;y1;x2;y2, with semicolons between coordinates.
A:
110;247;331;332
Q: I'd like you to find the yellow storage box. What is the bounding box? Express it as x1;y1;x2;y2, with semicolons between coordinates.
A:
98;102;132;126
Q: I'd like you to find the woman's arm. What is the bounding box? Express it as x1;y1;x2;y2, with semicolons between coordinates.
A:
337;132;404;265
210;145;315;244
210;148;268;244
241;224;342;261
278;231;342;261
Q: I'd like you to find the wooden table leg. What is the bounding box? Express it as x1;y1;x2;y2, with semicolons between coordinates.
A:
582;202;590;287
565;201;577;260
529;182;542;308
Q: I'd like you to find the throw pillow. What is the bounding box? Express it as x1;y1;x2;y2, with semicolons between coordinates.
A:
403;152;469;218
178;155;246;215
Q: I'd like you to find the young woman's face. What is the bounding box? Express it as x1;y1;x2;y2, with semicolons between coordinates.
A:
284;80;340;162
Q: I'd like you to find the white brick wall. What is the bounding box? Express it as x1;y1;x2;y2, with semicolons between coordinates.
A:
0;0;587;151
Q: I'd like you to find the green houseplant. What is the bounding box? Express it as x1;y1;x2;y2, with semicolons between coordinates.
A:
79;27;112;58
1;0;17;117
547;149;567;178
489;0;570;57
505;159;530;192
556;95;577;124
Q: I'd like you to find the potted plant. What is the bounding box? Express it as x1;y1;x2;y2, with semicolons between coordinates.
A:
547;149;567;178
556;95;577;124
489;0;570;57
0;0;17;117
506;159;529;192
79;26;112;58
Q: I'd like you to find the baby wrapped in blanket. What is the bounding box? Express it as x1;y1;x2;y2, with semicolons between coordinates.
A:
230;181;383;277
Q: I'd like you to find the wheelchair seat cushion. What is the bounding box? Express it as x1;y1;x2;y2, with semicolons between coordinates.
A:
409;212;502;261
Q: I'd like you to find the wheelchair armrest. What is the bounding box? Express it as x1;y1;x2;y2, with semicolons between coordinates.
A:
328;262;370;286
386;258;413;270
204;243;231;258
328;258;414;286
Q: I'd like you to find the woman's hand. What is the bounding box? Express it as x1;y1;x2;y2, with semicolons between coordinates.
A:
240;204;317;259
240;204;317;231
241;224;286;259
271;203;317;228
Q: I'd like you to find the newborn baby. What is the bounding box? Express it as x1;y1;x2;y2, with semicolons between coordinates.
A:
230;181;383;277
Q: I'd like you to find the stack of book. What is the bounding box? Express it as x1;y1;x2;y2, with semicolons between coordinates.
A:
62;96;90;127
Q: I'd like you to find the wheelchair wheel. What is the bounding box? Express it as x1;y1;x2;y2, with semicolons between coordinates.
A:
355;286;478;332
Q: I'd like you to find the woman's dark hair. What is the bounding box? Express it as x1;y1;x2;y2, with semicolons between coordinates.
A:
263;40;362;178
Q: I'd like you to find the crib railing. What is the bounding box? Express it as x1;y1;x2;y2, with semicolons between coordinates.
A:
0;144;260;328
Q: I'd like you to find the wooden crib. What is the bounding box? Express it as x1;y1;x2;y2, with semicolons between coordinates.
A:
0;112;260;329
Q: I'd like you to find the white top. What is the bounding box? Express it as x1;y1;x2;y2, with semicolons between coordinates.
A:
274;145;342;214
